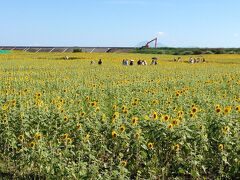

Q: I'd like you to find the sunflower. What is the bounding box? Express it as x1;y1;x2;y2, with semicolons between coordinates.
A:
112;131;117;138
66;138;73;144
122;105;127;112
218;144;224;151
177;111;184;117
192;107;198;113
63;115;69;122
172;119;179;126
84;134;90;142
224;106;231;114
168;124;173;129
119;125;126;133
1;104;8;111
59;99;65;104
80;112;86;117
134;98;139;102
162;115;170;121
215;108;221;113
35;92;42;98
123;109;128;114
134;132;140;139
29;141;36;148
236;105;240;112
112;112;120;120
152;99;159;105
222;126;230;134
132;101;138;106
85;96;90;101
199;125;204;130
63;133;69;140
173;144;180;152
112;105;117;111
76;123;81;130
120;160;127;167
190;112;195;118
148;142;154;150
11;100;16;107
153;112;158;120
95;106;100;112
90;101;97;107
132;98;139;106
131;117;139;125
34;132;42;140
18;135;24;141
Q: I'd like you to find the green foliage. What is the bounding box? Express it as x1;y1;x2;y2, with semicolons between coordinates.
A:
73;48;82;53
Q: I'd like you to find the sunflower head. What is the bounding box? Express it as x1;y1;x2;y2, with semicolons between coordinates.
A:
34;133;42;140
162;115;170;121
112;131;117;138
63;133;69;139
119;125;126;132
168;124;173;129
173;144;180;151
63;115;69;122
120;160;127;167
192;107;198;113
224;106;232;114
215;108;221;113
218;144;224;151
18;135;24;141
29;141;36;148
76;123;81;130
236;105;240;112
148;143;154;150
172;119;179;126
131;117;139;125
153;112;158;120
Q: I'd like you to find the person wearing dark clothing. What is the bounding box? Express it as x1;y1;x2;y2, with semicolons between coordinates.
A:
130;60;134;66
98;59;102;65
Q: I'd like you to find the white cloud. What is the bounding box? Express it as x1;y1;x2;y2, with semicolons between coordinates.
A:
157;32;164;38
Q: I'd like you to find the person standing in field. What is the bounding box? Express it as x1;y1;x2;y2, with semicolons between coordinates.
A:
151;57;158;65
98;59;102;65
130;60;134;66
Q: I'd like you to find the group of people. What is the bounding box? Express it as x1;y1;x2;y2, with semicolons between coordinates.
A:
173;57;183;62
188;57;206;63
122;58;158;66
173;57;207;64
90;59;103;65
122;59;147;66
90;58;159;66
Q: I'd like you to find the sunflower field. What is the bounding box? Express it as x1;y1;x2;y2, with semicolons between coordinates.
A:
0;52;239;179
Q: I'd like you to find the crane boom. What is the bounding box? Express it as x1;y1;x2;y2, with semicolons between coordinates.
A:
145;38;158;48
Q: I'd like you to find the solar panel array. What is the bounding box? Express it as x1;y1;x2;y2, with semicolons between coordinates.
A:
0;46;116;53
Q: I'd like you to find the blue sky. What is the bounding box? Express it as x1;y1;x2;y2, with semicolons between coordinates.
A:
0;0;240;47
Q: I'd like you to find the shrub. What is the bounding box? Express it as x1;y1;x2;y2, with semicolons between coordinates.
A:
73;48;82;53
182;51;194;55
193;50;203;55
203;51;214;54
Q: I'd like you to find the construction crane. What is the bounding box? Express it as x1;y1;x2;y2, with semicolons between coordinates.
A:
143;37;158;48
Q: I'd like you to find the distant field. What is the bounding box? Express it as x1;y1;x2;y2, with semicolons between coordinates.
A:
0;52;239;179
